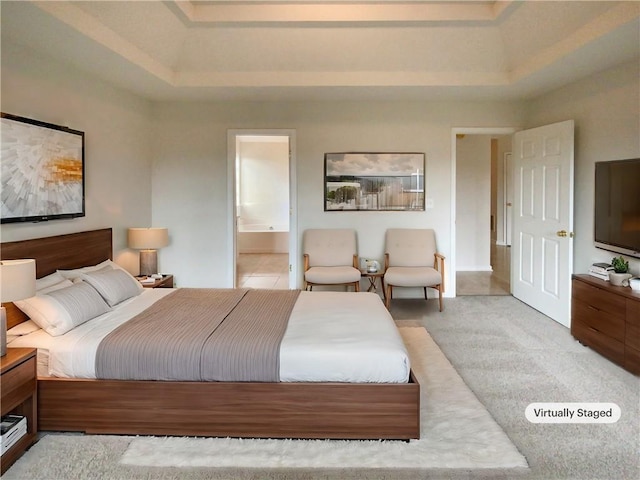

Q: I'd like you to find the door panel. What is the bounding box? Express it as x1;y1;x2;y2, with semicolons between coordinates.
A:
512;120;574;327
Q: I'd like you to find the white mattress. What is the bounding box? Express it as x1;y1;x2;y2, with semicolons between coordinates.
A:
9;289;410;383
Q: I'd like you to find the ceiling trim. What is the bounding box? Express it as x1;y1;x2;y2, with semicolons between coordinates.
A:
172;0;516;25
509;2;640;83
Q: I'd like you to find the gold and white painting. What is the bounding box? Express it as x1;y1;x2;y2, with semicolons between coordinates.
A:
1;113;84;223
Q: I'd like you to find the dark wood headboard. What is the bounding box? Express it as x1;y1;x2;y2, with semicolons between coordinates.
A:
1;228;113;328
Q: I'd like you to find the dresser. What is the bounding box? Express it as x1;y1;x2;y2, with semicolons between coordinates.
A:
571;274;640;374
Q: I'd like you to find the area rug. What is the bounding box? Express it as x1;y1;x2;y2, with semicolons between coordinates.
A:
119;327;528;470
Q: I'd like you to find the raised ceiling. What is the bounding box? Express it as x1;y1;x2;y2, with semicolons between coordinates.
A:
2;1;638;101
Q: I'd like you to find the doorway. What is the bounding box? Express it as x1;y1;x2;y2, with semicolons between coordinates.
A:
451;128;516;296
227;130;297;289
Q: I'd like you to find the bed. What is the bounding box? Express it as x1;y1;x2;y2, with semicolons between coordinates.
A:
1;229;420;440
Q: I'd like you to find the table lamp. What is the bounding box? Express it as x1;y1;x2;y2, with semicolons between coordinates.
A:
128;227;169;276
0;259;36;356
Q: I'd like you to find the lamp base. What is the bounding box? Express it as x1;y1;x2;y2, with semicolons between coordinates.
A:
1;306;7;356
139;250;158;276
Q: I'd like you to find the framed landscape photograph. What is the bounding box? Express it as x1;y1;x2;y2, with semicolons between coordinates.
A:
324;152;425;211
1;113;85;223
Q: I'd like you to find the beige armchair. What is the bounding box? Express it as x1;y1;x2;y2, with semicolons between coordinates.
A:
383;228;445;311
303;229;361;292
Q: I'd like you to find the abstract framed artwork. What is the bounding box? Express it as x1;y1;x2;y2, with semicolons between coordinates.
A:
1;113;85;223
324;152;425;211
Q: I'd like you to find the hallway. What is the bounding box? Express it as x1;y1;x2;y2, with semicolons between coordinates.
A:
456;244;510;296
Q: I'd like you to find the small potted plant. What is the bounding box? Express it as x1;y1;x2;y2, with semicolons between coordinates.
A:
609;256;632;286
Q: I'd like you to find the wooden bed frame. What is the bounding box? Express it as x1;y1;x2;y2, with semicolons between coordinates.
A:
1;229;420;440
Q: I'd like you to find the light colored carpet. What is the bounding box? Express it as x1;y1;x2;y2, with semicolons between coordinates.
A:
119;327;528;469
4;326;528;479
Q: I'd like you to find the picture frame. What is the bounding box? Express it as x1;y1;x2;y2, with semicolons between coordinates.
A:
324;152;425;211
1;113;85;224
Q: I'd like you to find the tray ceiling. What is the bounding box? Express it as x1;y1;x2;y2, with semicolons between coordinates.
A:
2;1;638;101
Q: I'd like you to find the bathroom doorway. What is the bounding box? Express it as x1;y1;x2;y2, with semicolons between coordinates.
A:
227;130;297;289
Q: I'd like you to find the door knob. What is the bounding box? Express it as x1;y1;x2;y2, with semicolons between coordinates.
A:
557;230;567;237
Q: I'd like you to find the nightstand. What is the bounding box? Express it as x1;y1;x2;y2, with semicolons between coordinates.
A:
360;270;386;301
1;348;37;475
140;274;174;289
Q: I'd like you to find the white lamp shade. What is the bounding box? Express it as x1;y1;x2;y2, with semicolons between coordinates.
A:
128;228;169;250
0;259;36;302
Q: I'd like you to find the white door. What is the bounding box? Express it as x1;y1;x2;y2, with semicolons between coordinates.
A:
512;120;574;327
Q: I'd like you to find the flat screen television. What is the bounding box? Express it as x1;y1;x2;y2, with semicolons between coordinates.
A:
594;158;640;258
1;112;85;223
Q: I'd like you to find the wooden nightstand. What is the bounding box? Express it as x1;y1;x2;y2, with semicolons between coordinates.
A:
139;274;174;289
1;348;37;475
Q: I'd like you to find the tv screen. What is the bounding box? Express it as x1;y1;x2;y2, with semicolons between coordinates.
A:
594;158;640;258
1;113;85;223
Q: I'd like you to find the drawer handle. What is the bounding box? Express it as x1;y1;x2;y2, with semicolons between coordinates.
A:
587;325;601;334
587;305;601;312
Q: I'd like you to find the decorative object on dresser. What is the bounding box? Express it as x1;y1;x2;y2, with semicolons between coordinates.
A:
588;262;613;281
0;260;36;356
609;256;632;287
127;228;169;276
571;274;640;374
0;348;37;474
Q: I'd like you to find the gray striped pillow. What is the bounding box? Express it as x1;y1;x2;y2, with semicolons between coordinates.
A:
81;269;142;306
15;282;112;336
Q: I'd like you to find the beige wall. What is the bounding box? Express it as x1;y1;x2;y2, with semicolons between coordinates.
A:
3;39;638;291
525;60;640;276
1;41;154;274
455;135;492;271
151;101;525;290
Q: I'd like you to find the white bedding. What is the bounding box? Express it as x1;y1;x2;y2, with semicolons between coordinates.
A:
10;289;410;383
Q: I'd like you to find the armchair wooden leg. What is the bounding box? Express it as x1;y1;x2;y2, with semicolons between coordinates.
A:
385;285;392;309
438;285;443;312
423;287;428;300
354;281;360;292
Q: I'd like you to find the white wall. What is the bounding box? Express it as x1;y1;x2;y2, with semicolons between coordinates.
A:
525;60;640;276
237;139;289;229
1;41;154;274
456;135;492;271
152;101;525;291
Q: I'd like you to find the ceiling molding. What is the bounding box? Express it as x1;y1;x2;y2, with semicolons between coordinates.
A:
509;2;640;83
171;0;516;25
34;0;175;85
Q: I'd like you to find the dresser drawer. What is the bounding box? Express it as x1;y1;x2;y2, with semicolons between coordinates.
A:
572;298;625;342
572;318;625;365
572;280;626;319
1;356;36;415
626;299;640;350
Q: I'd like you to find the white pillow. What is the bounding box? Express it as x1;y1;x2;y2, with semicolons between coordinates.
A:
14;282;112;336
58;260;143;293
6;320;40;336
37;279;74;294
56;259;115;280
80;269;142;306
36;272;68;291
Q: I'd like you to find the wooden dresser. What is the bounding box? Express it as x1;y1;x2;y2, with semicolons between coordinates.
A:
571;274;640;375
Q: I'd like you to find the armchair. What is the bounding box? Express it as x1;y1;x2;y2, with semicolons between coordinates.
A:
303;229;361;292
383;228;445;311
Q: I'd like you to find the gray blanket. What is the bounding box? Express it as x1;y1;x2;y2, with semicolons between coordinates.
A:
95;288;300;382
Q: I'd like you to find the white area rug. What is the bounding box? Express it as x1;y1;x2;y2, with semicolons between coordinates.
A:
121;327;528;470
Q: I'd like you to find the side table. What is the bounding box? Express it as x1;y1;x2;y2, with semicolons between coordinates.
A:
1;348;38;475
137;274;174;289
360;270;386;301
